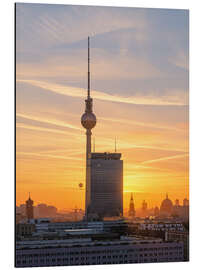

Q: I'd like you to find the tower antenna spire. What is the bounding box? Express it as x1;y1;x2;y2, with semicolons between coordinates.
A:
88;36;90;98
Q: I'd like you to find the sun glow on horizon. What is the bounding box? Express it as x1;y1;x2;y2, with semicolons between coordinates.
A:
16;4;189;212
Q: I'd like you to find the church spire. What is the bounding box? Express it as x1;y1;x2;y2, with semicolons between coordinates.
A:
128;192;135;218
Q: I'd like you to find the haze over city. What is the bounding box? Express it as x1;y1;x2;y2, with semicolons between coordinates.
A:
16;4;189;211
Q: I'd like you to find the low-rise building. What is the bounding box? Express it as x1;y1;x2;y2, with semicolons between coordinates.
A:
16;235;184;267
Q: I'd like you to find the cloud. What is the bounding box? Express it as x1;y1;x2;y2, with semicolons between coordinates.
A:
17;151;82;161
17;79;187;106
100;116;184;132
142;153;189;165
17;112;82;131
16;123;69;135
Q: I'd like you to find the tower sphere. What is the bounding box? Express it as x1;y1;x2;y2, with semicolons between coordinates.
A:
81;112;96;130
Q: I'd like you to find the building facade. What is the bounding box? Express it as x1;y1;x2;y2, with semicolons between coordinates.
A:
16;237;184;267
89;152;123;219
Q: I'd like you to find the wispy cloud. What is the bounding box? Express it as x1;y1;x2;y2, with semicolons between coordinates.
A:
17;112;82;131
17;79;187;106
16;123;69;135
142;153;189;165
17;151;82;161
100;116;184;132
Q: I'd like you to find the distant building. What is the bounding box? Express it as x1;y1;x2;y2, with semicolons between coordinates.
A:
26;194;34;220
89;152;123;219
183;198;189;207
140;200;148;217
181;199;189;220
171;198;189;220
128;193;136;218
35;204;57;218
160;194;173;217
175;199;179;206
154;206;159;217
142;200;147;211
17;204;26;216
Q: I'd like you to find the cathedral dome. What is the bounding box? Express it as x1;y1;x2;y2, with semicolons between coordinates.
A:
160;194;173;216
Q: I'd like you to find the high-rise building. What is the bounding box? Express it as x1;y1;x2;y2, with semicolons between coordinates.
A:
89;152;123;219
128;193;135;218
26;193;34;220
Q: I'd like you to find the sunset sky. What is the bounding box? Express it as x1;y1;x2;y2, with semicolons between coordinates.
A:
16;3;189;212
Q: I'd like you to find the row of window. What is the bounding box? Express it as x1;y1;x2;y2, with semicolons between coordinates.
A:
17;251;182;262
17;245;182;258
16;256;183;266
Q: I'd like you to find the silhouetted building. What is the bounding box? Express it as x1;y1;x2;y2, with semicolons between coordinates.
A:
89;152;123;219
140;200;148;217
17;204;26;216
175;199;179;206
154;206;159;217
26;193;34;220
128;193;135;218
160;194;173;217
35;204;57;218
183;198;189;206
142;200;147;211
181;198;189;220
171;198;189;220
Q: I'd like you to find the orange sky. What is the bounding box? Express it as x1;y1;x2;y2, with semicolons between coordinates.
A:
16;4;189;212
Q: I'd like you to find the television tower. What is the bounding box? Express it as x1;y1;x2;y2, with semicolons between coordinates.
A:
81;37;97;219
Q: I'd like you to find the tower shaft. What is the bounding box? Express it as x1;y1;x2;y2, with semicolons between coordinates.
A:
85;129;92;217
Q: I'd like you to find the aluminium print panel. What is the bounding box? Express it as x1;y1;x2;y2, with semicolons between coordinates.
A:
15;3;189;267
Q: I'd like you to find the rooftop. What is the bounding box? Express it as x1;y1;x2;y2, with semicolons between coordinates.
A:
91;152;121;160
16;235;165;250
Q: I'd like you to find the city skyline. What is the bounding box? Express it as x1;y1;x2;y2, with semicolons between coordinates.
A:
16;3;189;211
16;193;188;214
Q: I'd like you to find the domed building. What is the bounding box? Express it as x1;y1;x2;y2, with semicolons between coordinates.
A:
160;194;173;217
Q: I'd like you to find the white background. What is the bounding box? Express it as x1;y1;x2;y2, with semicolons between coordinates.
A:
0;0;202;269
